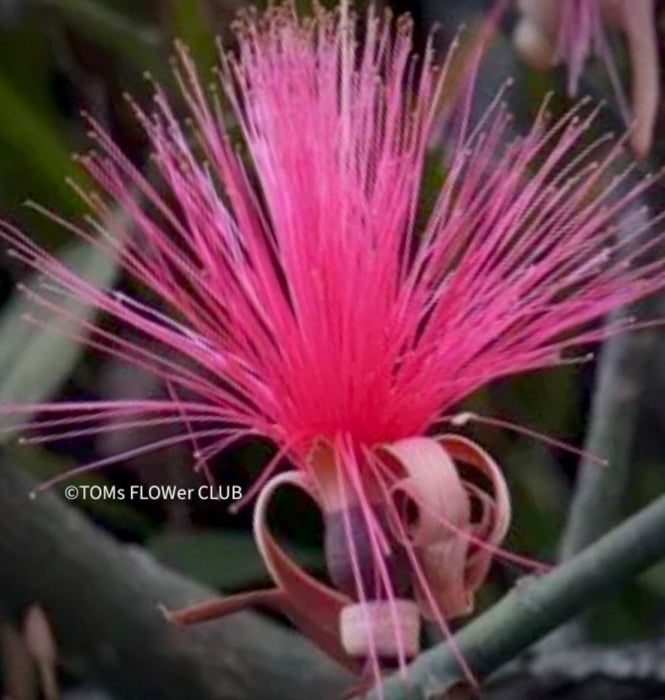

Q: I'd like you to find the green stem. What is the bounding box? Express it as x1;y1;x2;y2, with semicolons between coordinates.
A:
375;492;665;699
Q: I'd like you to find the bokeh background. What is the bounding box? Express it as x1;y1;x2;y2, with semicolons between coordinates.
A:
1;1;665;698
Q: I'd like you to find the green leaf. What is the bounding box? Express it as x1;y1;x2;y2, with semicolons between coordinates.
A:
0;237;119;438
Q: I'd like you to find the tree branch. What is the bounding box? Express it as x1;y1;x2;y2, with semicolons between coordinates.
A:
0;456;349;699
483;637;665;700
374;492;665;699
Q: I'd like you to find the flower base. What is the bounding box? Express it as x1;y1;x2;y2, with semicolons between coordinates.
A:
339;600;420;659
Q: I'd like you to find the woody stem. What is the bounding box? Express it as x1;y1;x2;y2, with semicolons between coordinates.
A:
0;456;350;699
374;492;665;699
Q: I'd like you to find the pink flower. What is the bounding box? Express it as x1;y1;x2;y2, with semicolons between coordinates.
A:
3;0;665;693
514;0;659;158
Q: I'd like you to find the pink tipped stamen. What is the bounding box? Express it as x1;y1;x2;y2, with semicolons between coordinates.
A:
166;379;214;486
18;415;232;446
29;428;229;496
441;412;608;466
229;433;309;515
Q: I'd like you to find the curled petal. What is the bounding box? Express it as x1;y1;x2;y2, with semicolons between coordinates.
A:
252;470;359;670
417;538;473;619
379;437;470;548
164;469;361;673
439;434;511;592
376;435;511;619
377;437;473;619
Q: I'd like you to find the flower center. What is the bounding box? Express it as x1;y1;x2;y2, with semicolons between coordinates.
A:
323;504;413;600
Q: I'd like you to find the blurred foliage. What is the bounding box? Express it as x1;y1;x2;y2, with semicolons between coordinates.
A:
0;236;118;437
0;14;80;219
149;528;324;590
170;0;216;75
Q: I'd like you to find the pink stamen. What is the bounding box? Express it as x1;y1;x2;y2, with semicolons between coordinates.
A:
441;412;608;466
